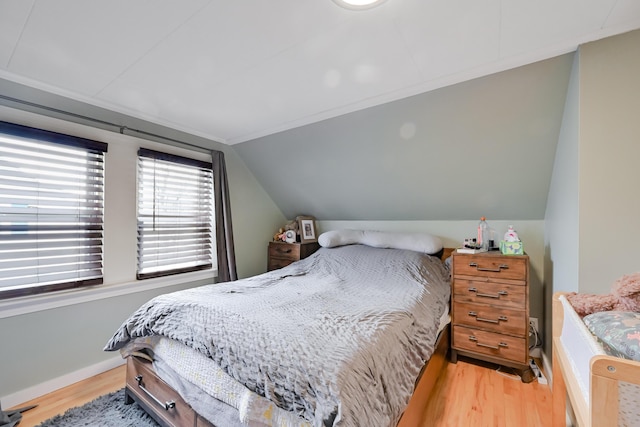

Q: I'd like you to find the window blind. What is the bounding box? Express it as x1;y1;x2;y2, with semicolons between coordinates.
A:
0;121;107;299
137;148;213;280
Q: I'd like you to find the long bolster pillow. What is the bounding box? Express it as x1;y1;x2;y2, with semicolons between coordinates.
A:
318;229;443;255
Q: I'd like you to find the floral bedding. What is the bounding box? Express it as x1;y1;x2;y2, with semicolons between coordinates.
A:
583;311;640;361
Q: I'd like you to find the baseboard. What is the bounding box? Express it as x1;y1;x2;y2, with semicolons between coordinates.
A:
1;356;124;409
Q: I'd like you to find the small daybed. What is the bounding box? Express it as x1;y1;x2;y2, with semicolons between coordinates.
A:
552;292;640;427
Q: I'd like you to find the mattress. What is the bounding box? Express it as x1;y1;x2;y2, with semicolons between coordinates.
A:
151;356;249;427
558;295;606;406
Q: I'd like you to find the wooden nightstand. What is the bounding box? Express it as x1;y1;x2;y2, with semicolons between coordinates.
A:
450;251;534;382
267;241;320;271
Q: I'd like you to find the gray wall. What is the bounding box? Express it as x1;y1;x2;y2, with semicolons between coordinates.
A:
544;52;581;353
234;54;574;222
0;281;208;404
578;30;640;293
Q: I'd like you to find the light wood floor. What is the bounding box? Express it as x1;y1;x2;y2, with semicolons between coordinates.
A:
11;357;551;427
9;365;126;427
422;358;552;426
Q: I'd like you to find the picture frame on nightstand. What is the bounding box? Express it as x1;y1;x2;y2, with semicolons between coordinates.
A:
297;215;317;243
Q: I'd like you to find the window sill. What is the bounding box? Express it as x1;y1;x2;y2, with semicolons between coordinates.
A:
0;269;217;319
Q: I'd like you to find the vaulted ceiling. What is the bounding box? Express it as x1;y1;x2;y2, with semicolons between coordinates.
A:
1;0;639;145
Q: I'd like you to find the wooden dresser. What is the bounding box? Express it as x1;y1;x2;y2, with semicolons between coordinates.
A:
450;251;533;382
267;241;320;271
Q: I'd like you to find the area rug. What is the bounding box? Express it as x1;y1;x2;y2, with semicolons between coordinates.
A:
36;388;159;427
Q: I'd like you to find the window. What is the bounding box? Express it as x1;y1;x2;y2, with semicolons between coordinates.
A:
137;148;214;279
0;121;107;299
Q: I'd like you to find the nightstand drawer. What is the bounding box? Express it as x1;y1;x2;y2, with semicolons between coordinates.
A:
267;242;320;271
453;279;526;309
453;301;526;335
454;254;527;281
453;326;527;364
268;257;295;270
268;242;301;261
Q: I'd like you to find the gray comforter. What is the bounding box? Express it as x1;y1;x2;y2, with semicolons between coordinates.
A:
104;245;450;427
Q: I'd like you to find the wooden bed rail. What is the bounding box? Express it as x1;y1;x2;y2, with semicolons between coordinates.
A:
440;247;455;262
396;247;454;426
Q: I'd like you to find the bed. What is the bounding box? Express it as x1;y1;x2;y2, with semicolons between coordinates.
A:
105;235;453;427
552;292;640;427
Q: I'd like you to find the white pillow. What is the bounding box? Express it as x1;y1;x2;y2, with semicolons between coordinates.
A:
318;229;364;248
318;229;443;255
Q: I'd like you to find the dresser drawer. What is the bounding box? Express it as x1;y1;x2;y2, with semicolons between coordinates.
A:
453;279;526;310
126;357;196;427
268;242;301;261
453;301;526;336
454;254;527;281
453;326;527;364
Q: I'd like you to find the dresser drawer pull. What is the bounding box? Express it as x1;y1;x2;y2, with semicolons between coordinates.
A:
468;312;508;324
468;262;509;272
135;375;176;411
276;248;293;254
468;288;508;299
468;335;508;350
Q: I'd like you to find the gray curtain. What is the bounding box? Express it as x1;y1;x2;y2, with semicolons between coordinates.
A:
212;151;237;282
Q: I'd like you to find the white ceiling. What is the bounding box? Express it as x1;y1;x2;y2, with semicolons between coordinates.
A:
1;0;639;145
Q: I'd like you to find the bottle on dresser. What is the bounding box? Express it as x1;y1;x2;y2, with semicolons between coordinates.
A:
477;217;489;250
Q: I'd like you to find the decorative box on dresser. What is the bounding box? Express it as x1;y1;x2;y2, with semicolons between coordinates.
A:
267;241;320;271
450;251;534;382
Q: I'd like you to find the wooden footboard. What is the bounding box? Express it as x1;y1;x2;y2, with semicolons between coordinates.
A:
552;292;640;427
394;246;453;425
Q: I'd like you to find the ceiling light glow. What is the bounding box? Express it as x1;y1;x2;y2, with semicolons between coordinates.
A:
332;0;387;11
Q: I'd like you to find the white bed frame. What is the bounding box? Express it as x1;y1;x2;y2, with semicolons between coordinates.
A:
552;292;640;426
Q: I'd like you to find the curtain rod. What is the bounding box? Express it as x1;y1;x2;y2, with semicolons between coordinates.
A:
0;93;213;154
